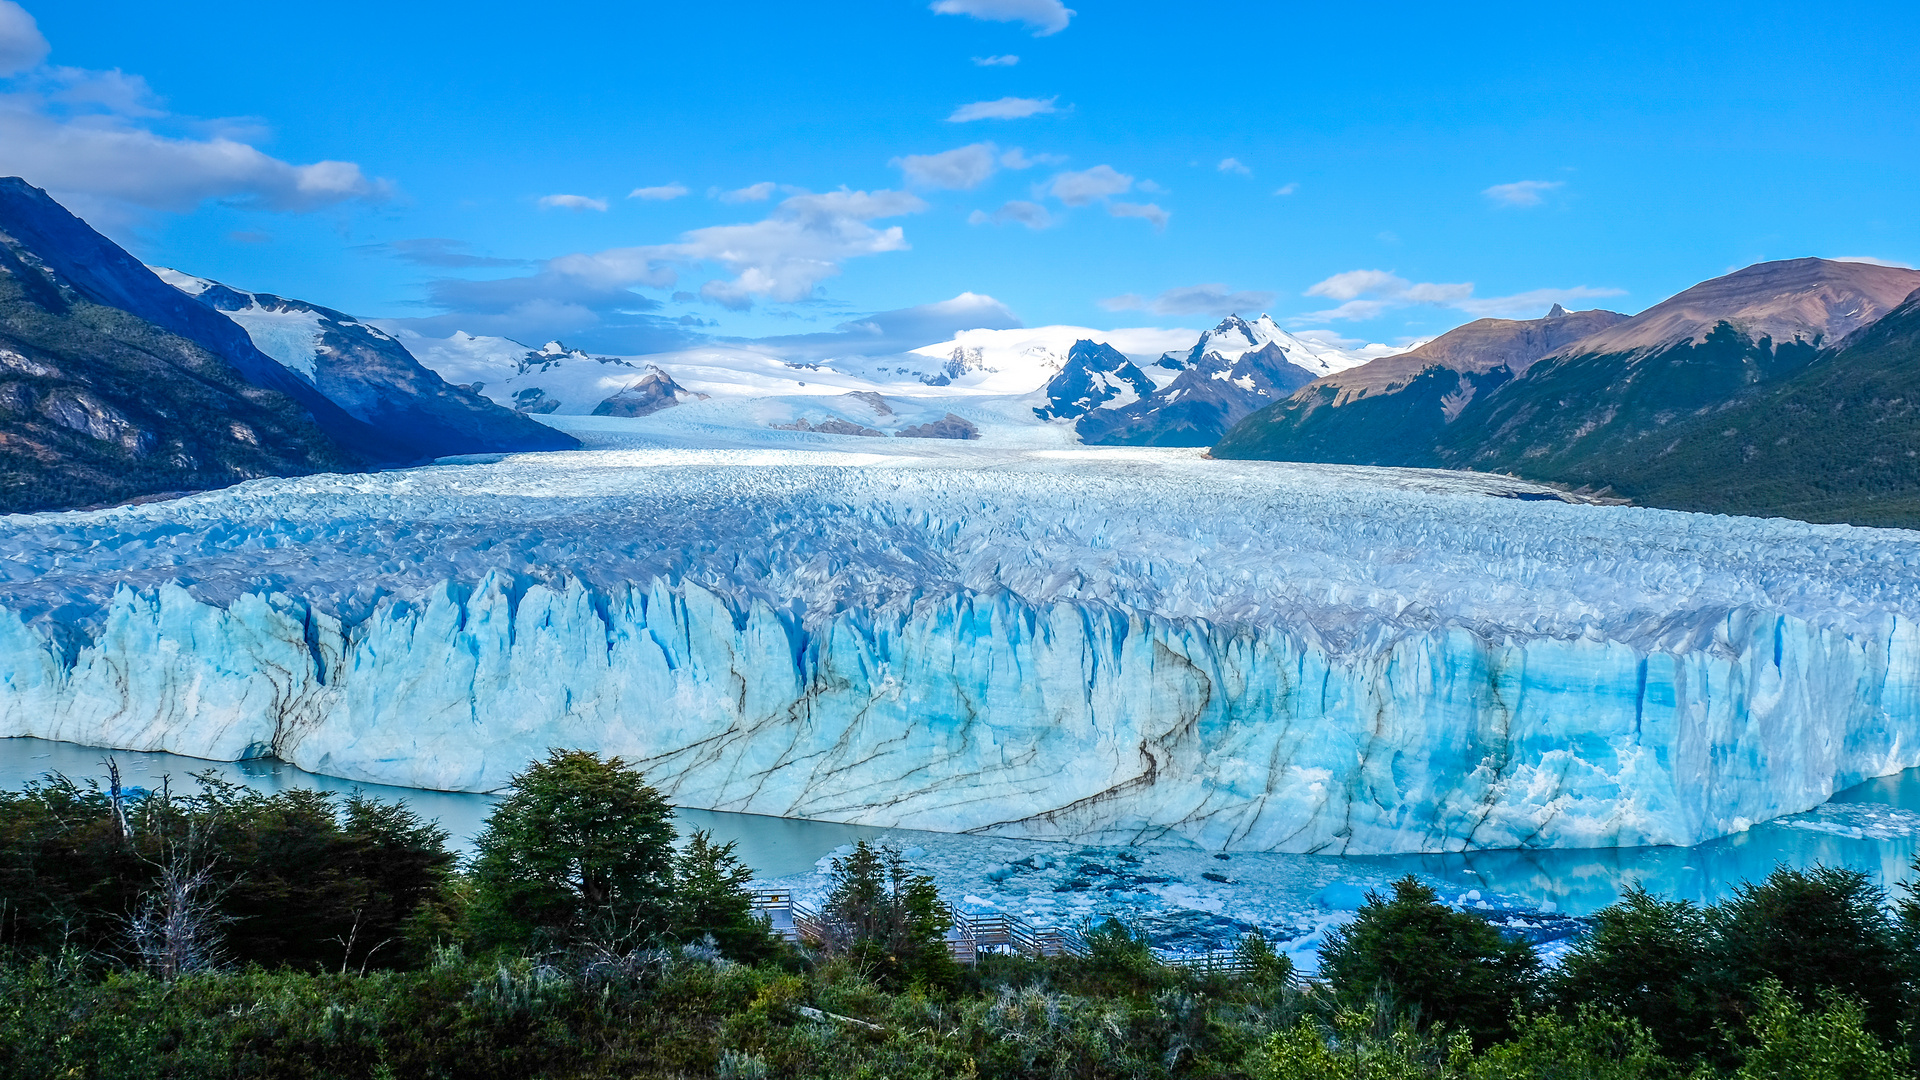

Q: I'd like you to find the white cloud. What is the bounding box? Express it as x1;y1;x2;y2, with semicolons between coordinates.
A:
0;1;49;77
1307;270;1415;301
1137;179;1166;194
999;147;1062;169
562;187;928;311
628;183;688;201
0;13;386;219
1046;164;1131;205
1298;268;1621;322
1273;182;1298;196
717;181;777;203
973;54;1019;66
1453;286;1627;318
1100;283;1272;316
929;0;1075;36
1217;157;1251;175
538;193;608;212
967;200;1052;229
1108;201;1169;230
893;142;999;190
1482;179;1564;207
948;95;1058;122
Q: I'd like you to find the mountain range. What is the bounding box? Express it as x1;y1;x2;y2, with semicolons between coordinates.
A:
0;178;574;514
10;175;1920;529
1214;258;1920;527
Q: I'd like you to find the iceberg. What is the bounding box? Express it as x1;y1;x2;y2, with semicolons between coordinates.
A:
3;443;1919;855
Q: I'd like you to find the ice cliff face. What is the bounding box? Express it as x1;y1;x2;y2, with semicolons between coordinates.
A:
4;445;1920;854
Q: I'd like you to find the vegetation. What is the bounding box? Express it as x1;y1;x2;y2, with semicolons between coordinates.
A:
1214;291;1920;529
9;751;1920;1077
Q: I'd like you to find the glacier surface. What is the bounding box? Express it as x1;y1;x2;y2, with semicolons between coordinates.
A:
4;441;1920;854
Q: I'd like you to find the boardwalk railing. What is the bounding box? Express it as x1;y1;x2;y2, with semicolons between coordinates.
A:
754;889;1276;971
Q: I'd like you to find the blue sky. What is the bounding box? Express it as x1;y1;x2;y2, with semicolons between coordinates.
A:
1;0;1916;355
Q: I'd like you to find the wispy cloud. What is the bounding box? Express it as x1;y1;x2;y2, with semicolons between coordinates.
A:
1108;201;1169;230
427;186;929;328
999;147;1063;169
1101;283;1272;316
1217;157;1251;175
893;142;999;189
717;181;778;203
1298;268;1621;321
1482;179;1564;207
972;54;1019;66
948;95;1058;122
538;194;608;212
367;238;530;269
1273;182;1298;196
930;0;1075;36
628;183;688;201
1045;164;1131;205
967;200;1052;229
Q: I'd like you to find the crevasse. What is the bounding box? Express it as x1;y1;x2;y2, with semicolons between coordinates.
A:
2;575;1915;854
3;446;1920;854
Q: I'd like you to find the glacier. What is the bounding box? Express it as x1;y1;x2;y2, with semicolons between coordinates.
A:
4;441;1920;855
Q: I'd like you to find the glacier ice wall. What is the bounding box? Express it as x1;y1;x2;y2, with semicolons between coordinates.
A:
4;445;1920;854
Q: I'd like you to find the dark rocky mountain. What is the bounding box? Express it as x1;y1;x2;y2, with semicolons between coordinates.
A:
1211;305;1629;466
1216;258;1920;527
0;178;419;468
1033;339;1155;422
1437;259;1920;479
1080;314;1353;446
591;367;699;417
164;273;577;457
0;195;359;513
1528;284;1920;527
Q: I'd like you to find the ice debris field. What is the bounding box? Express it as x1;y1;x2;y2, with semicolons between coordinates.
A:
5;434;1920;858
10;735;1920;967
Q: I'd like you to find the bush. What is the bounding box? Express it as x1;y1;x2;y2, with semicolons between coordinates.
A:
0;766;453;973
1318;875;1539;1046
1731;981;1908;1080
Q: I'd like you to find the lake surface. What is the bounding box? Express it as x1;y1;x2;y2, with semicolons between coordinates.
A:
8;736;1920;958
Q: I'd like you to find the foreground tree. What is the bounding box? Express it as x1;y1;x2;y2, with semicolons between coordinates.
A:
1318;875;1539;1045
1552;885;1717;1059
1711;866;1903;1037
671;829;777;961
822;840;954;988
467;750;677;951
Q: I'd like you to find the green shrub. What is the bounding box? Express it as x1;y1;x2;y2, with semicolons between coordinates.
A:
1318;875;1539;1046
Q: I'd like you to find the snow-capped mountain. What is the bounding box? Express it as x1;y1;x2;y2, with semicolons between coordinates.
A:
398;332;702;417
904;325;1197;394
1032;340;1155;421
1156;313;1381;378
155;272;575;458
1068;314;1390;446
389;318;1397;449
